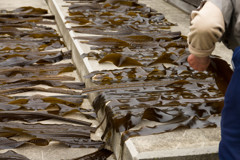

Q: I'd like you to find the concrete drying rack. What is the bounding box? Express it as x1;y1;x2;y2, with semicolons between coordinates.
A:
44;0;230;159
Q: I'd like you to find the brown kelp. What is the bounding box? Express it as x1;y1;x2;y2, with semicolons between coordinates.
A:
65;0;182;67
0;150;30;160
0;6;111;160
65;0;232;150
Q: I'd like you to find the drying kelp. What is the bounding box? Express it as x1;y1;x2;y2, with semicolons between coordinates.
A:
65;0;182;67
0;150;30;160
0;94;93;117
66;0;174;30
91;83;224;148
208;57;233;94
87;57;232;91
0;86;82;95
1;7;48;15
0;137;49;149
0;75;75;83
0;6;112;160
0;111;91;125
85;63;214;85
0;7;64;57
71;148;113;160
0;80;85;90
121;115;221;143
87;57;232;150
64;0;233;150
0;122;104;148
98;53;143;67
0;7;53;25
79;36;187;66
92;78;224;135
0;47;69;67
0;7;78;95
0;137;26;149
0;63;75;78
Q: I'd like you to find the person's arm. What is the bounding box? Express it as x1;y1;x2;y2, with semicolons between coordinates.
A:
187;1;225;71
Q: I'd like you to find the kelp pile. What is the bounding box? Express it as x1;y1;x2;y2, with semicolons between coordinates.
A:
65;0;186;67
92;78;224;142
88;60;231;147
64;0;233;148
0;6;112;160
0;150;30;160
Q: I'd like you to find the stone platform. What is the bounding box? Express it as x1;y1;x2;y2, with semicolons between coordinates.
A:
45;0;233;160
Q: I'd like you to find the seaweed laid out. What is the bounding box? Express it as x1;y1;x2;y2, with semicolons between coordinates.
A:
0;150;30;160
65;0;185;67
64;0;233;150
0;6;112;160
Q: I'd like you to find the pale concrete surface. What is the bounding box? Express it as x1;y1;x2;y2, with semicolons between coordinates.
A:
43;0;227;160
124;128;220;160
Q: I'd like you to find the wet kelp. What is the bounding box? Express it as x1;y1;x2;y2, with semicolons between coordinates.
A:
72;148;113;160
64;0;233;149
0;95;93;117
0;122;104;148
91;78;224;138
88;57;231;145
85;64;213;85
0;6;112;160
0;8;63;57
65;0;185;67
0;150;30;160
79;35;186;67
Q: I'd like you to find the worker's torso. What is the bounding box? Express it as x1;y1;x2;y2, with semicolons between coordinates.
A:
209;0;240;50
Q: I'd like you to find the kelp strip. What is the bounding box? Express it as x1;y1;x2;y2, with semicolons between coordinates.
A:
0;80;85;90
71;148;113;160
0;111;92;126
0;122;104;148
0;14;55;19
85;63;215;85
0;86;82;95
121;115;221;143
0;94;93;117
0;150;30;160
1;7;48;15
0;75;75;83
0;63;75;77
0;137;25;149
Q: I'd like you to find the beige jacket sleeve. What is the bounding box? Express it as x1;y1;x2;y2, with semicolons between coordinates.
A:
187;1;225;57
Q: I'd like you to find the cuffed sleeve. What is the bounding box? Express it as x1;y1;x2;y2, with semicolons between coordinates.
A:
187;1;225;57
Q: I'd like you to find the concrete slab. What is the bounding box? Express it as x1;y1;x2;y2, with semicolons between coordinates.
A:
124;128;220;160
43;0;231;160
